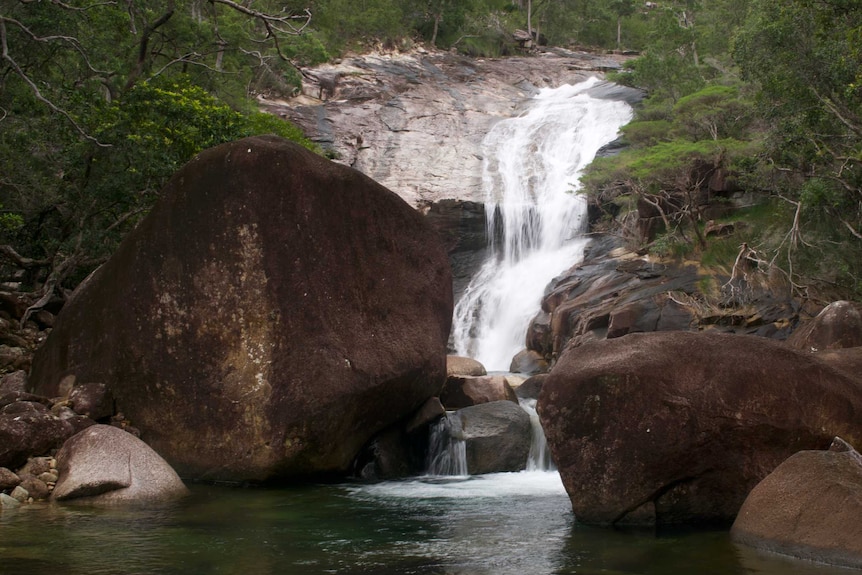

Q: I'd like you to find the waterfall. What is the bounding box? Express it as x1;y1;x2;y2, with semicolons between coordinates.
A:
520;398;554;471
426;414;468;476
452;78;633;371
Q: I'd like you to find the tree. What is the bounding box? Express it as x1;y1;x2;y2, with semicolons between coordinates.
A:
0;0;317;302
609;0;635;50
734;0;862;293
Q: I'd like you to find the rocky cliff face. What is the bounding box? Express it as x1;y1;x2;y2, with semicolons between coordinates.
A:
264;48;627;305
266;48;627;208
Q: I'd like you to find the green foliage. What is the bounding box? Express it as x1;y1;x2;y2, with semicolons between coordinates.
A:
649;232;693;258
314;0;409;51
733;0;862;296
0;0;319;288
672;85;753;140
620;120;674;146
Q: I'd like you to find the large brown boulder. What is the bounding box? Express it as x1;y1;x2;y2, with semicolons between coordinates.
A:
538;331;862;527
731;438;862;569
29;136;453;483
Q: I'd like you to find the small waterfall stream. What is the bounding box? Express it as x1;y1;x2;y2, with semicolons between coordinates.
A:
452;77;633;371
424;397;554;476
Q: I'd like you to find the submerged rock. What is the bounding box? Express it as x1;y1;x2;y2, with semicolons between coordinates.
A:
538;331;862;527
30;136;453;483
52;425;188;504
731;438;862;569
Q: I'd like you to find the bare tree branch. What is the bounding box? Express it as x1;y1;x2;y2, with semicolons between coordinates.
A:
0;20;110;146
0;245;50;269
1;15;111;74
209;0;311;35
123;3;175;91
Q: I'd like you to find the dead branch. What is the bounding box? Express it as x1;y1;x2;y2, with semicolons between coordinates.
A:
0;245;50;269
123;3;175;91
0;19;110;146
840;217;862;241
209;0;311;35
812;87;862;138
1;15;111;74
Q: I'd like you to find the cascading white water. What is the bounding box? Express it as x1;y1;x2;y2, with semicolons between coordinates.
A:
426;414;468;476
452;78;633;371
520;398;555;471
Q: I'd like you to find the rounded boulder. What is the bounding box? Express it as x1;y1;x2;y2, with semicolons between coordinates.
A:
30;136;453;483
538;331;862;527
52;425;188;504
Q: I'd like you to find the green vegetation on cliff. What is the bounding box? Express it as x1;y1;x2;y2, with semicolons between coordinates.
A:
583;0;862;301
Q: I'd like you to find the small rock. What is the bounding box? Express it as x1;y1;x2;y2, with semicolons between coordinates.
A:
446;355;487;377
0;492;21;509
10;485;28;503
19;477;50;500
2;400;49;416
440;374;518;409
69;382;114;420
514;374;548;400
18;456;53;478
509;349;548;375
0;370;27;394
0;467;20;490
38;470;59;484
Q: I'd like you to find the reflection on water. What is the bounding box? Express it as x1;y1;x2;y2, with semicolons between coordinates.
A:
0;473;849;575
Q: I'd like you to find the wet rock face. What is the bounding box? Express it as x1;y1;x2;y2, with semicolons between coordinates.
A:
29;136;453;483
526;235;801;361
424;200;490;304
272;50;629;208
537;331;862;527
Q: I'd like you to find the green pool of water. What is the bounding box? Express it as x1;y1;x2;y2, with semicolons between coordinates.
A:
0;472;848;575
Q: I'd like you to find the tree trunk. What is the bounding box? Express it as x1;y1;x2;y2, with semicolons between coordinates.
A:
431;13;441;47
617;15;622;50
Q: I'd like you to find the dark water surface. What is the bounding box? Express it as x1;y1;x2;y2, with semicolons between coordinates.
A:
0;472;849;575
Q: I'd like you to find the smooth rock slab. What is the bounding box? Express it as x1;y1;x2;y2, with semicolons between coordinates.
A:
52;425;188;504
